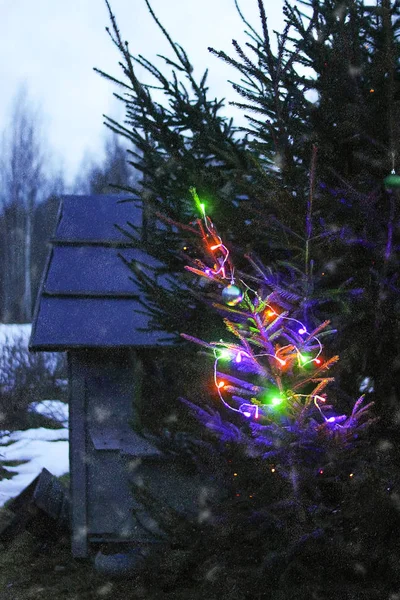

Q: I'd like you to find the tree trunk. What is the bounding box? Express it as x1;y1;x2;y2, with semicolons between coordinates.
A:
22;199;33;322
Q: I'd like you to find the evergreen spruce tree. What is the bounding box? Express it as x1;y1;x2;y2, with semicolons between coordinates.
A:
98;0;400;431
94;2;400;595
131;192;400;600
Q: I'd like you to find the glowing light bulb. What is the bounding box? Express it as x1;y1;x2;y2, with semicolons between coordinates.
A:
267;310;275;317
210;244;222;250
271;397;283;406
200;202;206;215
298;328;307;335
326;416;336;423
243;411;251;418
236;352;242;363
314;358;322;365
217;381;225;389
349;473;354;478
276;357;286;366
319;469;324;475
271;468;276;473
218;349;231;360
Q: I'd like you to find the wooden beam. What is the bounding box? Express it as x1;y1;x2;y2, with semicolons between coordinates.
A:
69;353;88;558
41;291;140;299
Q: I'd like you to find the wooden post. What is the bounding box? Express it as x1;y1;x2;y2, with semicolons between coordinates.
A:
68;352;88;557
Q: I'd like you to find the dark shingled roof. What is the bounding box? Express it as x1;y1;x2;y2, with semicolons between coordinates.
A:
29;195;174;350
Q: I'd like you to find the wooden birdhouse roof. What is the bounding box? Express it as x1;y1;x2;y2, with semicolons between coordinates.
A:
29;195;174;351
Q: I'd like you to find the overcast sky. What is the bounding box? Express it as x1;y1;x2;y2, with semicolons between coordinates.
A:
0;0;285;187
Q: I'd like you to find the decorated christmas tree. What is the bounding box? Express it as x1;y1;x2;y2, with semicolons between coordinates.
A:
131;190;400;600
181;187;374;459
95;1;400;594
98;0;400;428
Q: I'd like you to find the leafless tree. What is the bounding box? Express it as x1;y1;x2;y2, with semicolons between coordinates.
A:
73;130;139;195
0;87;47;323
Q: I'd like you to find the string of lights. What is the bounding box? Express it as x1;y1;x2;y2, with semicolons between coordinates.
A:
183;188;372;434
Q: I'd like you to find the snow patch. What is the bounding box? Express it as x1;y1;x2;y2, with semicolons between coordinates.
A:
28;400;69;426
0;425;69;506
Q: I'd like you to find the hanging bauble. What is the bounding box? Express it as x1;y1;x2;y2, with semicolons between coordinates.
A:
222;284;244;306
384;173;400;188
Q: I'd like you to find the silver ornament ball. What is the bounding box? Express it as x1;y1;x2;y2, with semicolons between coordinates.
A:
222;284;244;306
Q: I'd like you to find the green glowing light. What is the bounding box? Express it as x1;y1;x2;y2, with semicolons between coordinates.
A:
218;348;231;360
189;186;206;216
271;397;283;406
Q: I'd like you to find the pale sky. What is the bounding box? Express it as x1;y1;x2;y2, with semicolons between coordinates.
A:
0;0;285;187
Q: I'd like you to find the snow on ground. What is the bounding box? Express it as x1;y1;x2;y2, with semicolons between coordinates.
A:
28;399;69;426
0;324;69;506
0;400;69;507
0;323;32;346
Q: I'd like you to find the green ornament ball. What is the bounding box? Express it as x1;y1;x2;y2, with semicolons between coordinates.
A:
384;173;400;188
222;284;244;306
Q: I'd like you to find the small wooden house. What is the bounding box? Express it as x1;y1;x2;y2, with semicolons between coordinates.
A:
29;194;180;557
